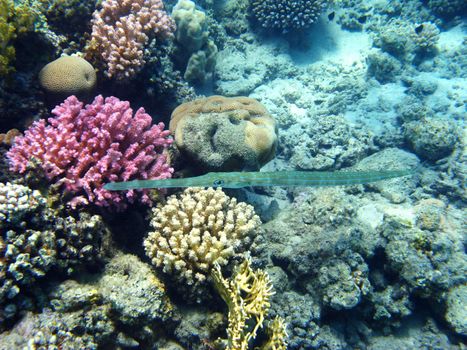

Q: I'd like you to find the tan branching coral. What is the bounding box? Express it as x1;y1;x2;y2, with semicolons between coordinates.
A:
144;187;261;287
211;259;287;350
85;0;175;80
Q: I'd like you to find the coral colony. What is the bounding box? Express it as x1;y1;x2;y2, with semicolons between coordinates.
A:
0;0;465;349
7;95;173;210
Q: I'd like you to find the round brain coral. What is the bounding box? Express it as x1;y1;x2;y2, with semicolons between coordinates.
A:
39;56;97;100
250;0;326;32
144;187;261;288
169;95;278;172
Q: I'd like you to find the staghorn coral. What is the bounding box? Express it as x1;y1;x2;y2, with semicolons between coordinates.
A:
7;95;173;210
250;0;327;32
85;0;175;80
144;187;260;291
212;259;287;350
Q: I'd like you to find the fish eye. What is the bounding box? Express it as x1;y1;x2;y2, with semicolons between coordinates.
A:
213;179;224;187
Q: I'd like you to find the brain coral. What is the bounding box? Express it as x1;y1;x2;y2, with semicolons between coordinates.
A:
169;95;278;172
144;187;261;290
250;0;326;32
39;56;96;100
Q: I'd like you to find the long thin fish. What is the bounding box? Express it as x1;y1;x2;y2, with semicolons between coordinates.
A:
104;169;414;191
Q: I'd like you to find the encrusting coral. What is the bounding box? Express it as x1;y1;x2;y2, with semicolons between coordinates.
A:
211;259;287;350
144;187;261;290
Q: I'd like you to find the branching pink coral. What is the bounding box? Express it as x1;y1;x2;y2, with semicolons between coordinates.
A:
85;0;175;80
7;95;173;210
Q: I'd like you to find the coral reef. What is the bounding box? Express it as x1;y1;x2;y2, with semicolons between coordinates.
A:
38;55;97;102
40;0;95;45
7;95;173;210
251;149;465;347
144;187;260;297
404;117;459;161
0;0;465;348
411;22;440;56
366;50;402;84
170;95;277;172
0;254;178;348
214;42;297;96
85;0;175;80
373;20;440;63
0;0;16;77
250;0;326;32
445;284;467;336
0;182;107;326
426;0;467;19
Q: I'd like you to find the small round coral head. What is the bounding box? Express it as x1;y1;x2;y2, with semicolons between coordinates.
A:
39;55;97;105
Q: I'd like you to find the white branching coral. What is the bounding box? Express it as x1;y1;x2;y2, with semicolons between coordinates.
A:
144;187;261;286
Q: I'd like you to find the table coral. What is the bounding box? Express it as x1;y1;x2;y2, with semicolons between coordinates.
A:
144;187;260;293
7;95;173;210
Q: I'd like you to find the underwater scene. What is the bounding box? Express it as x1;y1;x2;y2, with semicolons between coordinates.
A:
0;0;466;348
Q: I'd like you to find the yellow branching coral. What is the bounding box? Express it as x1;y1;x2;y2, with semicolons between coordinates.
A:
259;317;288;350
144;187;261;287
212;259;288;350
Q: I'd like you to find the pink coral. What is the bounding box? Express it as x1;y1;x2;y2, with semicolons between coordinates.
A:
7;95;173;210
86;0;175;80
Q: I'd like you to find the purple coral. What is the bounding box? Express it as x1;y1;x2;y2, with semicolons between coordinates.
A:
7;95;173;210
